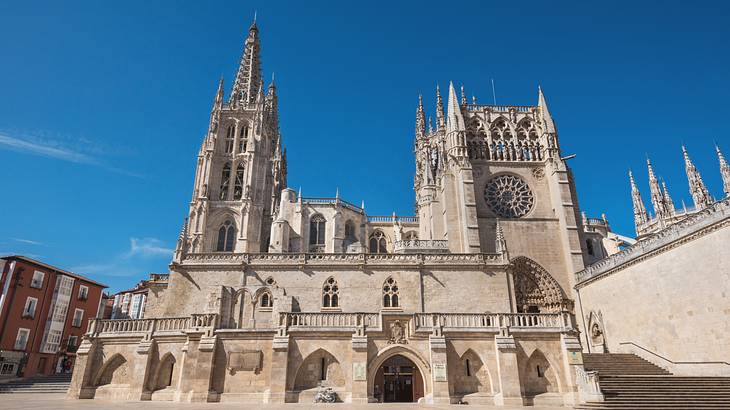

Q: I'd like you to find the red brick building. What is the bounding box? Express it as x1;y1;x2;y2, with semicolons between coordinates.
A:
0;256;107;378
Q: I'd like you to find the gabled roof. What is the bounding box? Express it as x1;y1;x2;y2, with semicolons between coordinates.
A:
1;255;108;288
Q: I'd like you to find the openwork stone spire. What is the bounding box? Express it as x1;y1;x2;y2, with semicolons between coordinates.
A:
682;146;713;209
661;180;675;216
415;95;426;138
629;170;648;229
717;145;730;197
647;159;671;220
265;74;279;136
435;85;445;130
230;19;262;108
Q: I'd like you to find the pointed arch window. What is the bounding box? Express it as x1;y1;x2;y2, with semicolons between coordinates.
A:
369;231;388;254
309;215;326;251
225;125;235;153
238;125;248;153
233;163;245;200
216;220;236;252
322;277;339;308
382;277;399;308
260;291;273;308
219;163;231;200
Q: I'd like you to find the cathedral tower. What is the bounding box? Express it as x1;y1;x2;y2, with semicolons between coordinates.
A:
175;20;286;258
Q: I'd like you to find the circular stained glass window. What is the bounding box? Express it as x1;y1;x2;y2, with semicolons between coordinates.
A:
484;175;534;218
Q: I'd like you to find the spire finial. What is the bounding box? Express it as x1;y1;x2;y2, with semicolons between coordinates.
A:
716;144;730;197
446;81;465;133
415;94;426;138
460;84;467;105
629;169;649;232
682;145;713;209
435;84;445;130
231;18;263;107
495;219;508;257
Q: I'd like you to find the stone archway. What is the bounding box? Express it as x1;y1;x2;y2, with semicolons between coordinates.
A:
367;346;431;403
511;256;573;313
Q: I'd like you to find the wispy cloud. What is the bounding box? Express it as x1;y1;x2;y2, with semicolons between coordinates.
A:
0;133;98;164
70;237;173;280
126;237;174;258
0;130;143;178
12;238;44;246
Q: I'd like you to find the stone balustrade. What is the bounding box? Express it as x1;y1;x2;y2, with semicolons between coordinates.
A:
575;366;604;403
181;252;506;268
88;314;218;337
413;312;572;332
89;311;572;338
281;312;380;330
393;239;449;254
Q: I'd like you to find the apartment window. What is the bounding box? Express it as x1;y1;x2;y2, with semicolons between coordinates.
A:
67;336;78;350
14;328;30;350
78;285;89;301
30;271;44;288
42;329;62;354
129;294;145;319
22;297;38;319
72;308;84;327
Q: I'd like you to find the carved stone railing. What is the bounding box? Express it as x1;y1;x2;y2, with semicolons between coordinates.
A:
367;215;418;224
301;197;364;214
87;314;219;337
465;104;534;113
148;273;170;282
575;366;604;403
413;312;572;333
577;197;730;285
281;312;380;331
393;240;449;254
181;252;506;268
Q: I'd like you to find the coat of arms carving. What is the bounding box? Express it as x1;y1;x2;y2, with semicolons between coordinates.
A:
388;320;407;344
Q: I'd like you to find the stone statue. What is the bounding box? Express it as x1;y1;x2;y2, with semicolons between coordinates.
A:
314;385;337;403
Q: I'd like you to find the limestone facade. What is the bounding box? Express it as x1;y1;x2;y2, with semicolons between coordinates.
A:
67;20;608;406
575;198;730;376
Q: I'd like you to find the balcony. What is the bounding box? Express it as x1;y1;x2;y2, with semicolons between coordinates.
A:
393;239;449;254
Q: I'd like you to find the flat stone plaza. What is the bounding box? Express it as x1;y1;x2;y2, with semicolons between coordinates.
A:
2;394;566;410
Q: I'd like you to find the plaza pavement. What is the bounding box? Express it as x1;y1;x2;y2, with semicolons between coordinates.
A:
1;394;568;410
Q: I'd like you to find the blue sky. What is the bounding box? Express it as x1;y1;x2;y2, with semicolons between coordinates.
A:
1;1;728;292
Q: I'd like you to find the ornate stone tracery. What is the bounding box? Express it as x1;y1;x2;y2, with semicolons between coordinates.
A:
511;256;572;313
485;175;534;218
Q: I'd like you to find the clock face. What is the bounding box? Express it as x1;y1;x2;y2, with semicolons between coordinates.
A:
484;175;534;218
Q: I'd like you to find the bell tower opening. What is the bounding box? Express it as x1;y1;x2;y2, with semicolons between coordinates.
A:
373;354;424;403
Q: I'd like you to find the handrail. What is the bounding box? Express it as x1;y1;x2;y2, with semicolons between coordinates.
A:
619;341;730;366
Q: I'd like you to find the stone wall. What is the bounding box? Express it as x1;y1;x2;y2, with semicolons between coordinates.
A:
575;203;730;373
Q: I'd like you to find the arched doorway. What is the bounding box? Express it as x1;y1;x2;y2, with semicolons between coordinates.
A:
373;355;424;403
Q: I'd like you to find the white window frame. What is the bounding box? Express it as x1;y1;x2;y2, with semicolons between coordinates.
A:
14;328;30;350
30;270;45;289
22;297;38;319
67;335;78;350
78;285;89;300
72;308;84;327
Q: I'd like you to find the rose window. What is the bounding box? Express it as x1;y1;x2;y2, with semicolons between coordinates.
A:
484;175;534;218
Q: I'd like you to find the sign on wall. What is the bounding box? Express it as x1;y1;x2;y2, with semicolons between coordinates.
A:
433;362;447;381
353;362;366;381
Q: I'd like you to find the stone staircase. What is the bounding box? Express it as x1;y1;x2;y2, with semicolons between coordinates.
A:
0;373;72;394
576;353;730;409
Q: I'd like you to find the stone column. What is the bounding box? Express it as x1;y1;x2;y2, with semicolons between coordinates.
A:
428;333;450;404
559;333;583;406
179;332;217;402
494;334;523;406
66;337;99;399
350;326;369;403
268;332;290;403
131;337;156;400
